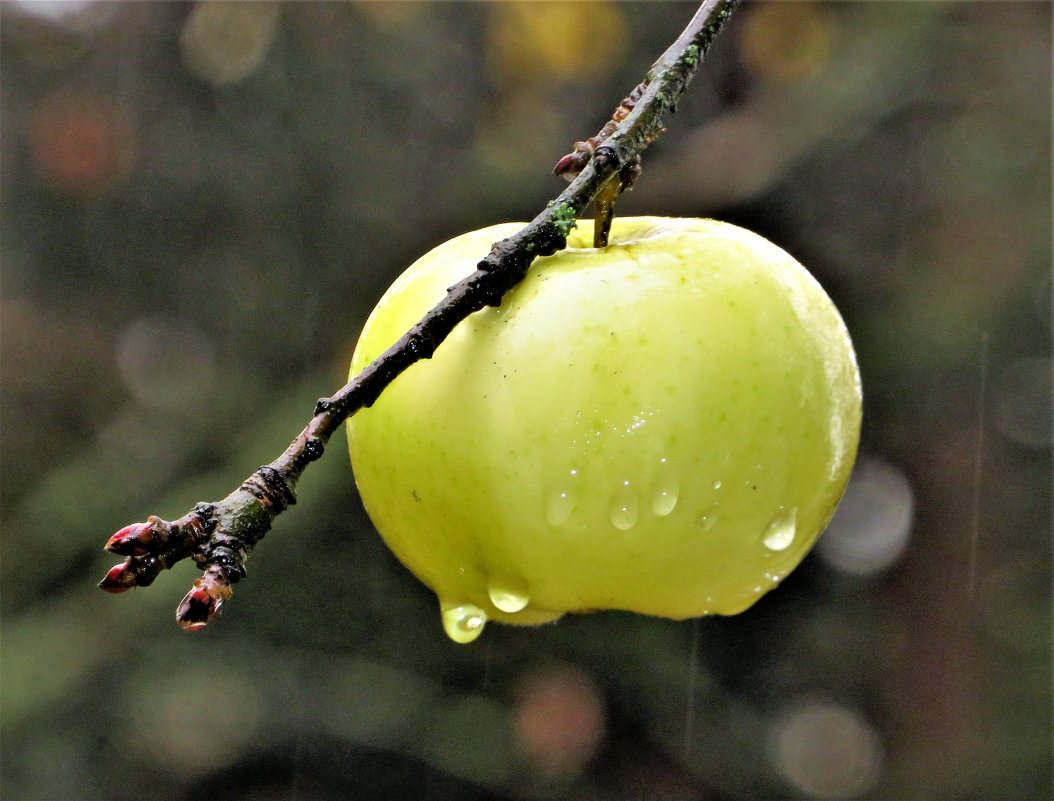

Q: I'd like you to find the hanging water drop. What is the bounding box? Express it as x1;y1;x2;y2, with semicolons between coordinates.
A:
763;506;798;551
610;480;639;530
650;457;680;517
487;575;530;614
440;601;487;643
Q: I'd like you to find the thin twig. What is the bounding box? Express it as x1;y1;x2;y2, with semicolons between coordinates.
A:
99;0;742;630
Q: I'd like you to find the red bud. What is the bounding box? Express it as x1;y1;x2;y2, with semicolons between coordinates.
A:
105;521;155;555
553;152;580;177
176;585;222;631
99;561;137;593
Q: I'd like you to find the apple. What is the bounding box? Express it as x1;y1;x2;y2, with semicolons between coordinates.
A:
347;217;861;643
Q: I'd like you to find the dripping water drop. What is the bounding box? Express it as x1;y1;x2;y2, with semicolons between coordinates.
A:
763;506;798;551
487;575;530;614
440;602;487;644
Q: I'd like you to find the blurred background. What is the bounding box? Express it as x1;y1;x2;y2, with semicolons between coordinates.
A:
1;2;1049;799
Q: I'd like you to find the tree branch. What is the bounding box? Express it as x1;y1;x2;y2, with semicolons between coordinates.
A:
99;0;742;630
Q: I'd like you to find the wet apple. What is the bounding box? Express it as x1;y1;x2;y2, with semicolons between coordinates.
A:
348;217;861;642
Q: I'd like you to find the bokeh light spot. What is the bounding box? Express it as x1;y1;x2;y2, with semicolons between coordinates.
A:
29;91;135;198
416;694;515;787
487;2;627;88
115;317;217;412
740;1;833;83
817;456;913;577
321;658;439;747
123;665;263;775
513;664;605;781
992;356;1052;449
8;0;96;23
770;699;883;799
179;1;281;87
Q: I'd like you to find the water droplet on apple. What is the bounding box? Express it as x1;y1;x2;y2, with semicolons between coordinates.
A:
650;458;679;517
712;479;722;490
440;601;487;643
763;507;798;551
610;480;639;530
546;490;574;527
695;510;718;532
651;489;678;517
546;469;578;527
487;575;530;614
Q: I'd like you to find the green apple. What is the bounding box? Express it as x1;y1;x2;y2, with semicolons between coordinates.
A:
348;217;861;642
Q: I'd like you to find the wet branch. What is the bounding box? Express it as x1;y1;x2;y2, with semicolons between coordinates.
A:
99;0;741;630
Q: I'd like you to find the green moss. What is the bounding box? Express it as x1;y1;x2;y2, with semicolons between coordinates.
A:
549;201;578;236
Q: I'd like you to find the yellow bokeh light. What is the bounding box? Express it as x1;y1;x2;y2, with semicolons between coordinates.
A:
487;2;628;89
739;1;833;83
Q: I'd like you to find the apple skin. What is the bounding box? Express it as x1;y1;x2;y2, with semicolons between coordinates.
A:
348;217;861;639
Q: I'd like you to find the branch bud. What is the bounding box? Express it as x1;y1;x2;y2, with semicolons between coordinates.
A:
104;521;155;556
175;567;234;631
175;585;221;631
553;142;593;180
99;561;138;593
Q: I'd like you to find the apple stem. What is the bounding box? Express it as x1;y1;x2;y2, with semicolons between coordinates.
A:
97;0;743;630
593;178;621;248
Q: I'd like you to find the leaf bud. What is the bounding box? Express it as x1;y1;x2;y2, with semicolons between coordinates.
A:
104;522;154;556
99;561;138;593
176;584;222;631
